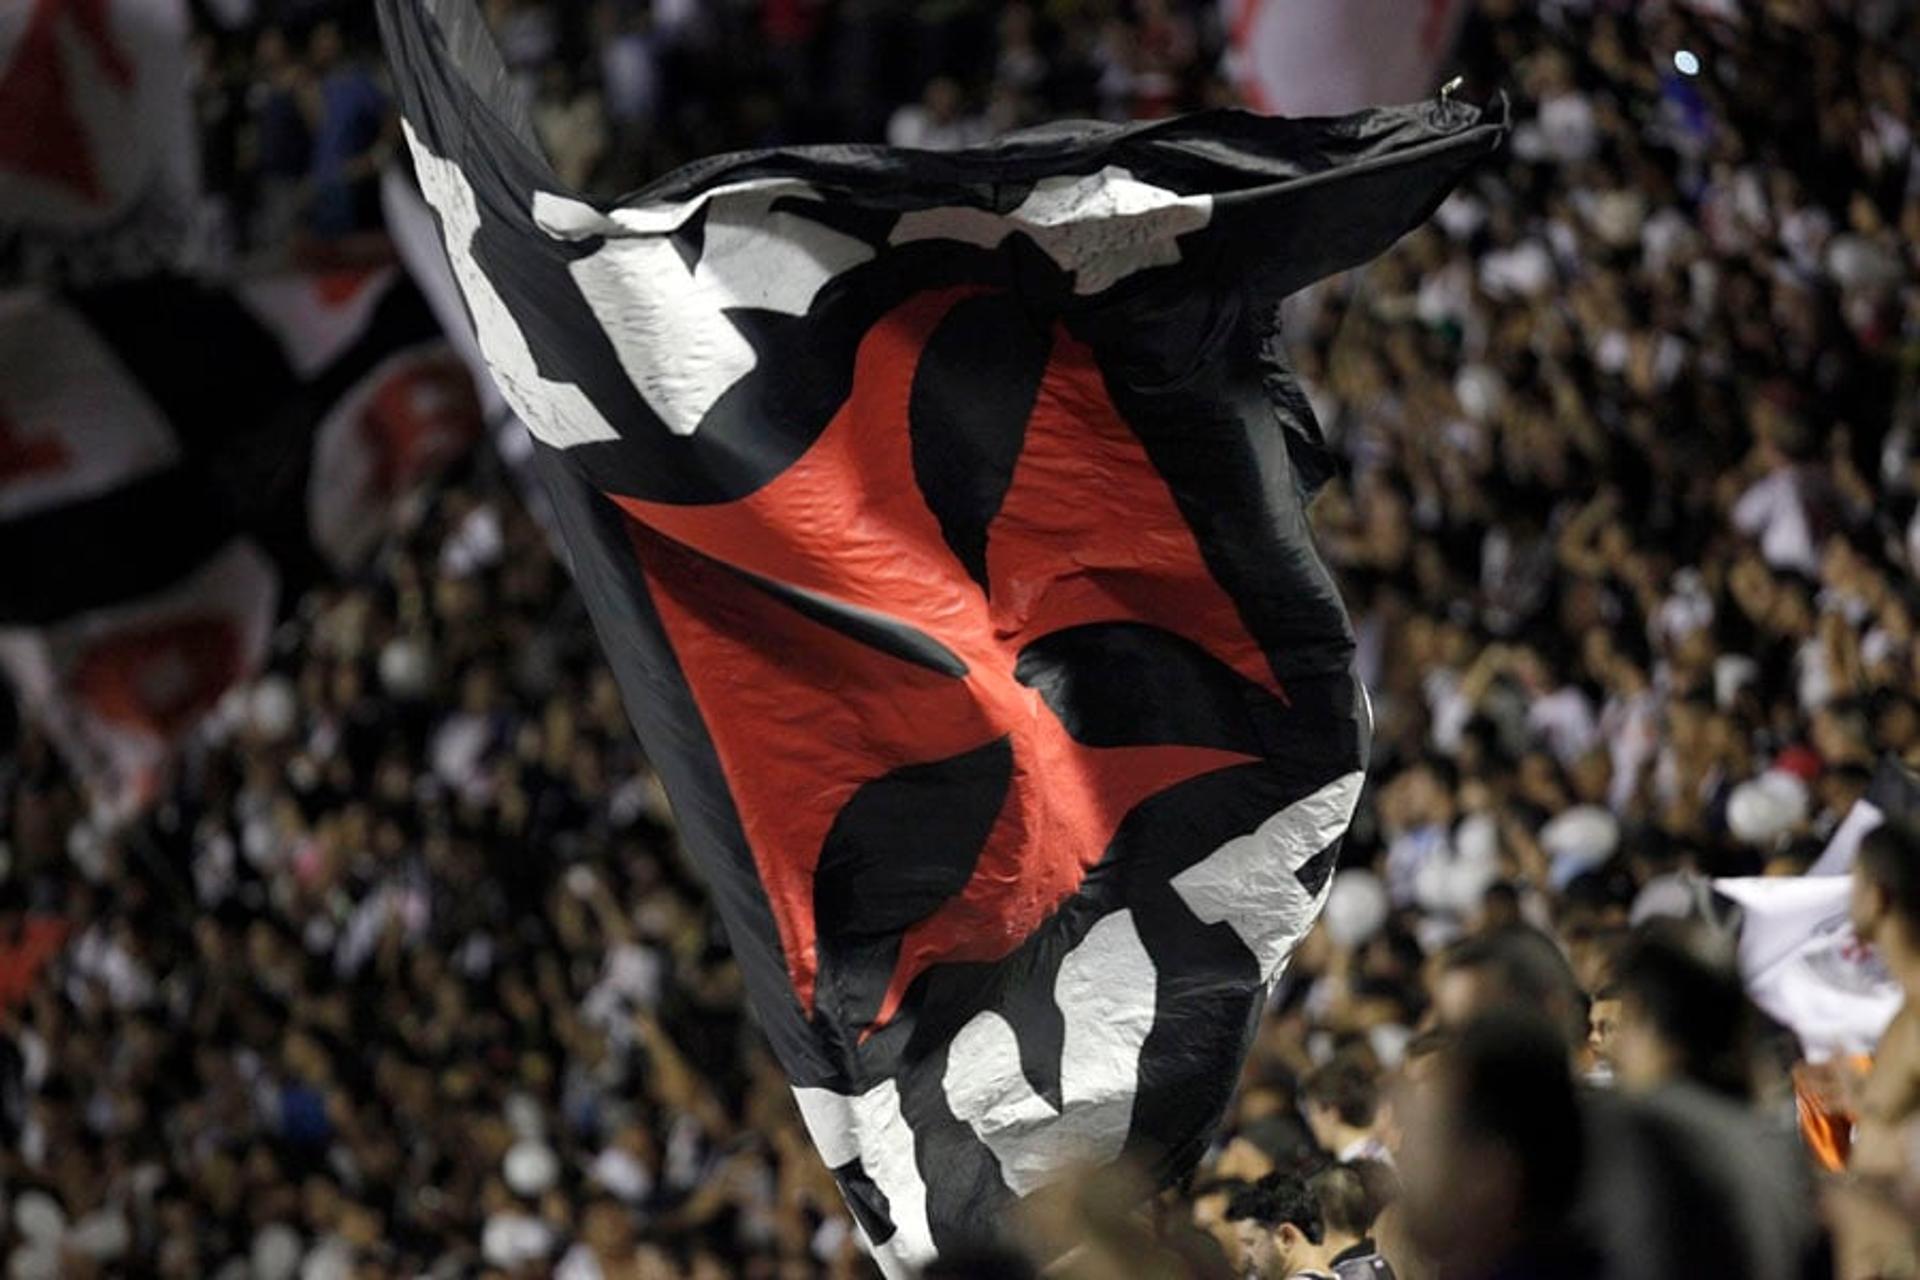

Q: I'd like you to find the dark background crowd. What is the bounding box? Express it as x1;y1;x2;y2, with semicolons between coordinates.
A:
183;0;1232;265
6;0;1920;1277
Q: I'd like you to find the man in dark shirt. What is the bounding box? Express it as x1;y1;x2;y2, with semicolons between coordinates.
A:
1310;1162;1398;1280
304;21;392;238
1226;1170;1340;1280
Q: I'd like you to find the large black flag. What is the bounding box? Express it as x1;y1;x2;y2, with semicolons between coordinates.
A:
379;0;1502;1267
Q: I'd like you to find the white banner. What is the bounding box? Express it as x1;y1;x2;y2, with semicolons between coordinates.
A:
1716;876;1902;1061
1810;799;1884;877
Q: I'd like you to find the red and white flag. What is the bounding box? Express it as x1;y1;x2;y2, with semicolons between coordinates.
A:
307;342;481;571
0;540;277;817
0;289;177;518
235;267;401;379
0;0;197;251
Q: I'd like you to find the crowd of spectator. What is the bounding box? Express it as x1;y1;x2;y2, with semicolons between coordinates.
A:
185;0;1229;261
1210;0;1920;1274
5;0;1920;1276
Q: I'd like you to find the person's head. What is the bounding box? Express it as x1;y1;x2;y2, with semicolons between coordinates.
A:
256;26;291;71
1402;756;1460;827
1477;881;1524;933
1227;1171;1326;1280
1852;818;1920;959
1567;747;1612;807
580;1197;635;1258
307;21;343;70
1563;922;1629;993
923;76;963;121
1875;695;1920;754
1432;927;1586;1054
1397;1012;1585;1277
1820;761;1875;818
1301;1055;1379;1154
1348;1158;1400;1230
1813;702;1873;767
1606;925;1753;1099
1586;986;1622;1071
1308;1162;1388;1249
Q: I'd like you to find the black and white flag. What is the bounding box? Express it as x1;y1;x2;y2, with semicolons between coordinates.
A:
379;0;1502;1265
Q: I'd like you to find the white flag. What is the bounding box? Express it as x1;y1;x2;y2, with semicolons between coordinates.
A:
1715;876;1902;1061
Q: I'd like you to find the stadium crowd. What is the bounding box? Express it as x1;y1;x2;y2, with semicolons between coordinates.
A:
184;0;1229;261
5;0;1920;1277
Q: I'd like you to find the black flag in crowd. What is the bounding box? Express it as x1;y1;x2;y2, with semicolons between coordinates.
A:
1;0;485;814
0;269;480;813
379;0;1502;1265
